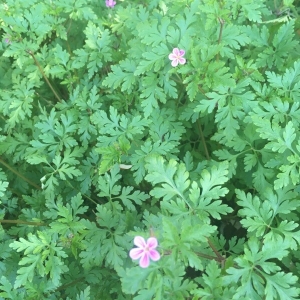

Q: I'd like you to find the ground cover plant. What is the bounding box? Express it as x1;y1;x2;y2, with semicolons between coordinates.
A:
1;0;300;299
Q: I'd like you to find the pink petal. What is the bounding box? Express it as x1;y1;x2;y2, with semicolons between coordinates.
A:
105;0;116;7
146;237;158;249
179;49;185;56
171;59;179;67
168;53;176;60
149;249;160;261
133;236;146;248
178;57;186;65
172;48;180;56
129;248;144;260
139;252;150;268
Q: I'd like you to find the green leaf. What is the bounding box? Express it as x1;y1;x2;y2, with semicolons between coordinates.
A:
14;254;42;288
10;231;68;288
120;267;153;294
236;190;273;236
115;186;149;211
145;156;191;205
102;59;137;93
224;237;293;299
0;180;8;198
264;272;300;300
76;286;91;300
192;260;235;299
139;73;167;117
48;193;88;235
263;187;300;216
199;162;229;199
190;182;232;221
240;0;267;22
0;276;23;299
244;153;258;172
134;44;169;76
103;237;127;269
79;221;106;269
97;145;121;175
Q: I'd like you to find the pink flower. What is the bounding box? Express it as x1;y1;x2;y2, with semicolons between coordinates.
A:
4;37;11;44
129;236;160;268
168;48;186;67
106;0;116;7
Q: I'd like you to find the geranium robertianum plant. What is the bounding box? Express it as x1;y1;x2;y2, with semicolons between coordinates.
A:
1;0;300;299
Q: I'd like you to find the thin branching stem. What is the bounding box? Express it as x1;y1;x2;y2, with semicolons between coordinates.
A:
217;17;225;44
55;277;85;292
0;219;46;226
0;157;41;190
196;120;210;160
164;248;223;263
216;17;225;61
207;238;225;262
27;50;62;102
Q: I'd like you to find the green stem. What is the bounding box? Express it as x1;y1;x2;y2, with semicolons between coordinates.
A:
34;92;55;107
82;192;99;205
216;17;225;61
207;238;224;262
196;250;223;262
0;157;41;190
198;85;208;98
55;277;85;292
196;120;210;160
65;179;99;205
217;18;225;44
0;219;46;226
164;249;223;263
26;50;61;103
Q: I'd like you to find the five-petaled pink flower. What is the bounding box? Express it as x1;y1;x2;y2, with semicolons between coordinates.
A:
168;48;186;67
106;0;116;7
129;236;160;268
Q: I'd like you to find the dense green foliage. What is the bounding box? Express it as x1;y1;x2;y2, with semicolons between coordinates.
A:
1;0;300;299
